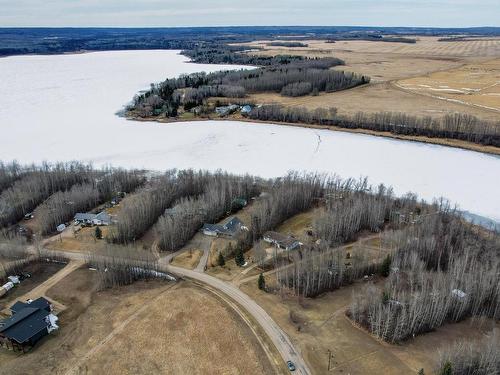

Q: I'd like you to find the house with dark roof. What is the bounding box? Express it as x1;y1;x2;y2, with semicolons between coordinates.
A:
74;211;112;226
202;216;244;237
0;297;58;352
263;231;301;251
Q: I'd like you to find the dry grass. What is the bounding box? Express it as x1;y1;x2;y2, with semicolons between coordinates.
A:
44;226;109;253
171;249;203;269
248;80;500;122
397;58;500;113
232;36;500;124
276;207;319;242
0;269;274;375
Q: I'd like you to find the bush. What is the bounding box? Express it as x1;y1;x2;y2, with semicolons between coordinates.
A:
258;273;266;290
380;254;392;277
217;252;225;267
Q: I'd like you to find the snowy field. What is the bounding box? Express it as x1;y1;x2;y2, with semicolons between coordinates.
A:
0;50;499;222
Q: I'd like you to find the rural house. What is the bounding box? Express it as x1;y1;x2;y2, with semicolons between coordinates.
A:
202;216;244;237
74;211;112;226
215;104;239;116
0;297;59;352
240;105;253;115
263;231;301;251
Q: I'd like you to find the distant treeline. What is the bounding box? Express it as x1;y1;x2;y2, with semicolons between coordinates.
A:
182;45;308;66
327;35;417;44
267;42;308;47
2;26;499;57
247;105;500;147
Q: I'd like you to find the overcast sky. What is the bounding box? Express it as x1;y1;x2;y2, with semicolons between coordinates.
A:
0;0;498;28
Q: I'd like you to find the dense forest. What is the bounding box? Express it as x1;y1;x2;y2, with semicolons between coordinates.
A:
275;180;424;298
108;170;214;244
0;162;145;233
36;169;144;235
437;335;499;375
0;162;95;228
349;204;500;343
155;173;257;251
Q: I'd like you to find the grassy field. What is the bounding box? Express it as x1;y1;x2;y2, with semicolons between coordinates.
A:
396;58;500;113
0;268;275;375
171;249;203;269
234;36;500;123
44;225;111;253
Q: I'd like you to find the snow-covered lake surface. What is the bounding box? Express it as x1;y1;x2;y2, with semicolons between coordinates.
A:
0;50;499;222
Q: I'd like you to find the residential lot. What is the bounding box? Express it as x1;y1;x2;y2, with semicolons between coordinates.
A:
0;268;274;375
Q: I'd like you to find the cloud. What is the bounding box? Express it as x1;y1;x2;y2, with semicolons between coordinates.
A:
0;0;497;27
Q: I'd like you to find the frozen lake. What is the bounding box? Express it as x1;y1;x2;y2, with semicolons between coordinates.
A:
0;50;499;222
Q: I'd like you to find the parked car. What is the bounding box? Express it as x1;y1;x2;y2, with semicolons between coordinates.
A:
287;361;296;371
19;273;31;281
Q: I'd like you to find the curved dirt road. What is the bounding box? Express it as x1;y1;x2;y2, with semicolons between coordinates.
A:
41;242;310;375
162;260;311;375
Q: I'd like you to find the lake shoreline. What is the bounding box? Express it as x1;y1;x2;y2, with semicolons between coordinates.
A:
2;50;499;221
127;114;500;157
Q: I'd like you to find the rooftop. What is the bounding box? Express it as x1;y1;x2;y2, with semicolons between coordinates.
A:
0;297;53;345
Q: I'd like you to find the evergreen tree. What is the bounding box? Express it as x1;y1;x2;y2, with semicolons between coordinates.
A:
417;369;425;375
235;247;245;267
95;226;102;240
380;254;392;277
258;273;266;290
217;252;225;267
439;362;452;375
382;290;390;304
